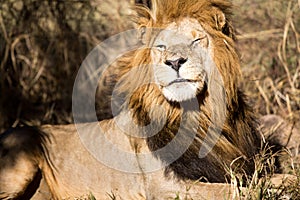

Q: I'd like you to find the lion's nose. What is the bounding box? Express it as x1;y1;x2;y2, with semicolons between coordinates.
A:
164;57;187;71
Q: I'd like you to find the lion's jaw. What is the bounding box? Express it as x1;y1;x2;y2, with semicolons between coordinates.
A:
151;18;212;102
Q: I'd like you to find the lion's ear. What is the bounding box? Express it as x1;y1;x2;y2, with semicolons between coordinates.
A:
138;26;147;44
215;11;226;31
214;9;235;39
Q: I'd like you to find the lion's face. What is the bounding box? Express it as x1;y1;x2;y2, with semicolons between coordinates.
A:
150;18;212;102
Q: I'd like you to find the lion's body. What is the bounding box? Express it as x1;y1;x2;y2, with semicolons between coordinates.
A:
1;0;265;199
0;122;233;199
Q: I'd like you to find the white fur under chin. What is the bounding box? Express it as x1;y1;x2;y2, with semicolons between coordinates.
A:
162;82;199;102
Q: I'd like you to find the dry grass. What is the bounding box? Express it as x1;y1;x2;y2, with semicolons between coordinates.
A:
231;1;300;198
0;0;133;132
234;0;300;122
228;145;300;199
234;0;300;171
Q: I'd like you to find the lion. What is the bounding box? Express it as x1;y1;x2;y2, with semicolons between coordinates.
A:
0;0;271;199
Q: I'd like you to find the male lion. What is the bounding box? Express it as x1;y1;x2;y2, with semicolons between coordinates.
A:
0;0;270;199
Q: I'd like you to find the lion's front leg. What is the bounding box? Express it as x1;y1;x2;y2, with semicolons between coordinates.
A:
144;170;233;199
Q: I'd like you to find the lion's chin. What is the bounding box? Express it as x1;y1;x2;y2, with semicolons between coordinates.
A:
161;82;202;102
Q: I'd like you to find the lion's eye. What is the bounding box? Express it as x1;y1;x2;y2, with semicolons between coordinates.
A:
193;38;201;43
191;36;207;47
155;44;166;51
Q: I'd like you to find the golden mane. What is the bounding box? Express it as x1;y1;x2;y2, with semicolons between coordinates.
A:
113;0;261;182
120;0;240;107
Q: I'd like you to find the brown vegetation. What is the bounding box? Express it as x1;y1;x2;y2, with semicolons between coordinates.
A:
0;0;133;132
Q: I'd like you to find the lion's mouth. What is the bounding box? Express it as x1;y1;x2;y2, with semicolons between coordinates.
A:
167;78;198;86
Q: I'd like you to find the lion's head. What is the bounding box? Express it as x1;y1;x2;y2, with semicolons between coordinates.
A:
118;0;240;107
150;18;209;102
111;0;261;182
